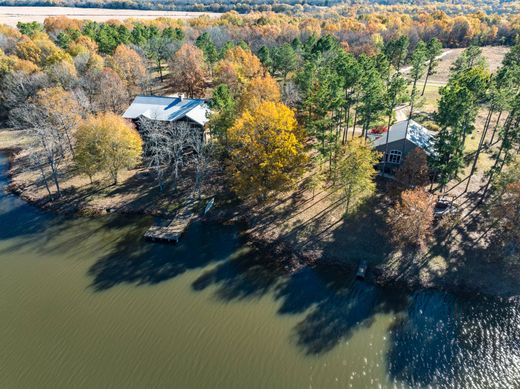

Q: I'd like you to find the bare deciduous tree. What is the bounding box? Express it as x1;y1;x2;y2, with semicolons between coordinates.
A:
140;118;212;195
188;130;213;199
139;116;171;191
11;101;66;197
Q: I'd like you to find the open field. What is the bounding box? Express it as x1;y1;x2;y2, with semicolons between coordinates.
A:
427;46;509;85
0;6;220;26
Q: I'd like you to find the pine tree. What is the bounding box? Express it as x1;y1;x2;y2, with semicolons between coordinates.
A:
421;38;442;96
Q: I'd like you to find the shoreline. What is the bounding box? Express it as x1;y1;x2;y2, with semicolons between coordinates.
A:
1;146;518;299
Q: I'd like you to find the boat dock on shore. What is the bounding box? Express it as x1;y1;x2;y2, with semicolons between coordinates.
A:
144;206;196;243
144;198;214;243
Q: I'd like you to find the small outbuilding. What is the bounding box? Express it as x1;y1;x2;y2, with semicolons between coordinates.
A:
369;119;435;167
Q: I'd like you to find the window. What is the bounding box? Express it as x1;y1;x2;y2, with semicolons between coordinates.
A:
387;150;402;164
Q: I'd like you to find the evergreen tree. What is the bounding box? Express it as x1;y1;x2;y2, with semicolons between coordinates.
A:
422;38;443;96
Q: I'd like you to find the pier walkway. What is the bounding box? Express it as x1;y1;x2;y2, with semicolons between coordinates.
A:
144;204;196;243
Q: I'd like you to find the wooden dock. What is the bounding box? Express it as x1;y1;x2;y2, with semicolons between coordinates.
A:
144;206;196;243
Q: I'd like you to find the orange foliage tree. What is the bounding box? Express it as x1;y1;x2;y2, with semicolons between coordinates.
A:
110;44;148;97
168;43;208;98
215;47;264;95
386;188;435;251
238;75;281;113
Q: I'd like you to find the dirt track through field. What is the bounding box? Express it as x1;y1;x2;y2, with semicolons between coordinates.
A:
0;6;219;26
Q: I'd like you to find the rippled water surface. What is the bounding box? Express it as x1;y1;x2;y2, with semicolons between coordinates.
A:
1;153;519;389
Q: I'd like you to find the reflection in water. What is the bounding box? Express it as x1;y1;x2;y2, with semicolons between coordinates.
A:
1;152;520;389
388;291;520;388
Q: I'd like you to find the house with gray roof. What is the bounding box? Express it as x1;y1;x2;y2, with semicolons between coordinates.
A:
368;119;435;169
123;95;211;136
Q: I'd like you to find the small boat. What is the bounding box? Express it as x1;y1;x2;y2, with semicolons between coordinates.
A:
204;198;215;215
356;260;368;280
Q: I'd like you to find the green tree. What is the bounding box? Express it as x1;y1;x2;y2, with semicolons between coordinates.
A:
382;72;407;173
401;40;428;156
257;46;273;75
16;21;44;37
451;45;487;76
195;32;219;67
421;38;443;96
358;56;386;138
209;84;237;142
271;43;299;83
334;50;361;144
334;138;381;213
383;36;409;72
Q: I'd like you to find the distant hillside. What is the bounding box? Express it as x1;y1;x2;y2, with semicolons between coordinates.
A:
0;0;518;15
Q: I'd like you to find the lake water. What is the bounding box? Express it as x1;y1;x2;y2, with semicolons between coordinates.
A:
1;152;519;389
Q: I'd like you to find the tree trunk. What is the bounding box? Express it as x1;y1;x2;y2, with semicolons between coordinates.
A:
36;160;53;199
351;108;358;139
489;110;503;146
382;112;393;175
343;100;351;145
401;78;418;157
421;66;431;97
158;58;163;82
465;107;493;193
49;160;61;197
481;111;516;201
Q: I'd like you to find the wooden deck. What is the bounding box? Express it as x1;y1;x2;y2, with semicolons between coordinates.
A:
144;206;196;243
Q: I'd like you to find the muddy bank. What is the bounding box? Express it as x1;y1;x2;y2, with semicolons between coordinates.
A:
2;146;519;299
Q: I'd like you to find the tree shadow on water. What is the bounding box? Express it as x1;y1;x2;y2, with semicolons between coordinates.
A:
88;219;242;291
192;245;287;301
192;251;408;356
288;271;408;355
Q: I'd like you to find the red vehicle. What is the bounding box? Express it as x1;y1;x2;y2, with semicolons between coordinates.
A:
369;125;388;135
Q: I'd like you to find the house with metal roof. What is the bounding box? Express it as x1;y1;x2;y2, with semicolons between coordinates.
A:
123;95;210;128
368;119;435;167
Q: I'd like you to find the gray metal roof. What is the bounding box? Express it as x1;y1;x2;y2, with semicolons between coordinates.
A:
370;120;435;153
122;95;210;126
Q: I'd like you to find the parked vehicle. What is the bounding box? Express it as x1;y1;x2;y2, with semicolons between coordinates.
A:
434;197;457;218
356;260;368;280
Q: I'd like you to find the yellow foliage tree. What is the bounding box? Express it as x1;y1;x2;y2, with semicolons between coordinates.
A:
36;87;81;154
33;35;73;67
44;16;82;34
68;36;99;56
11;57;40;73
227;101;305;199
334;138;381;213
15;36;42;65
0;24;21;39
238;75;281;113
75;113;143;184
0;49;14;76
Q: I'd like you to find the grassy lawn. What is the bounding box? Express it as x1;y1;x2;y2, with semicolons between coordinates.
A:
0;128;32;150
417;84;440;114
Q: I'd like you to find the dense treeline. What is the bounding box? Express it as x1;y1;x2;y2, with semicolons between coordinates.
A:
2;0;520;16
0;12;519;255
